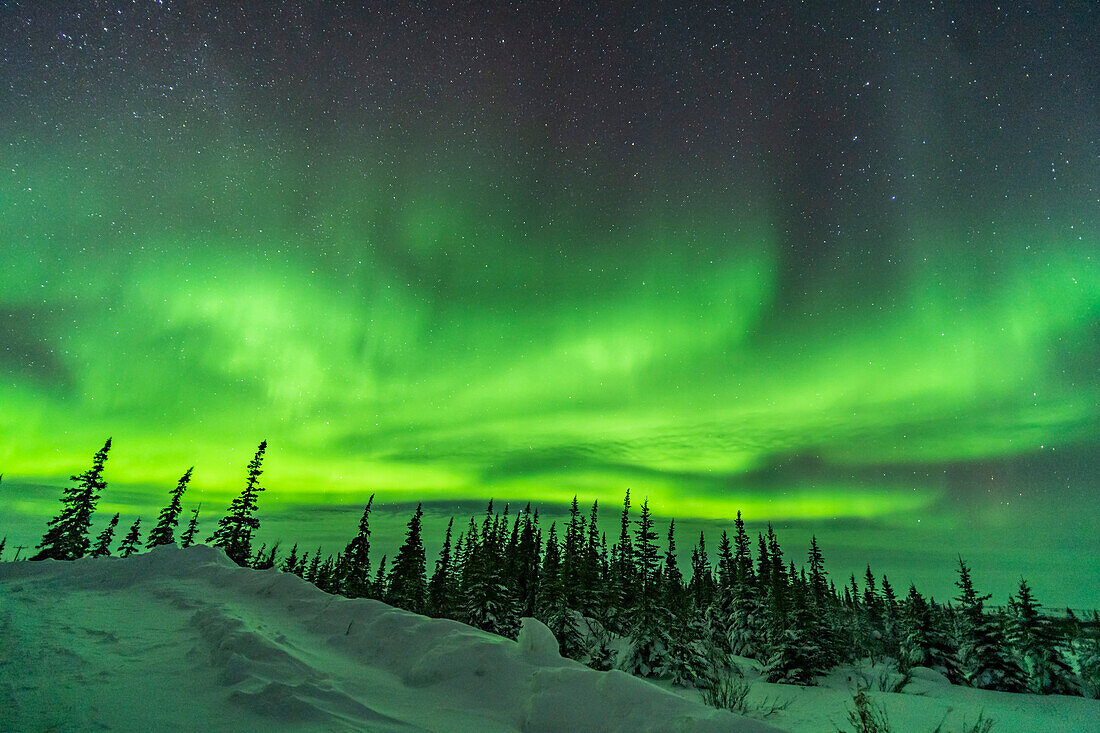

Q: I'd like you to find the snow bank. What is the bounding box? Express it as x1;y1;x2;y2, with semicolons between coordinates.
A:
0;546;778;732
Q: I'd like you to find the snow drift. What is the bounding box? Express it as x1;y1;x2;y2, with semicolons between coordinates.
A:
0;545;778;732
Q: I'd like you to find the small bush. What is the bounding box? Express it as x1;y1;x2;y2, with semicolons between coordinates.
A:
701;672;790;719
844;688;891;733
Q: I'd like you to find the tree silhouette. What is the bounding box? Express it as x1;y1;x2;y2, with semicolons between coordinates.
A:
119;518;142;558
33;438;112;561
386;504;427;613
147;467;193;548
208;441;267;565
180;505;201;548
341;495;375;598
90;513;121;558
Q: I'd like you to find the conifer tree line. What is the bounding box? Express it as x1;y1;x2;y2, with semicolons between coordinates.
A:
7;439;1100;699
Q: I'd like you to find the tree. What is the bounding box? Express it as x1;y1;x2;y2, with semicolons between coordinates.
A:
761;575;828;685
372;554;388;598
609;489;635;623
316;553;339;593
899;584;935;669
252;542;278;570
146;467;193;548
179;506;201;548
577;501;603;615
952;557;1025;691
663;520;683;597
280;543;301;574
664;520;721;688
1008;579;1073;694
806;536;828;608
715;531;734;595
513;507;543;617
33;438;112;560
562;496;585;607
427;517;458;618
464;506;520;639
207;441;267;565
732;510;754;587
621;499;673;679
341;495;375;598
1066;610;1100;698
536;523;584;658
118;518;142;558
689;532;715;609
90;513;120;558
305;547;323;584
386;504;427;613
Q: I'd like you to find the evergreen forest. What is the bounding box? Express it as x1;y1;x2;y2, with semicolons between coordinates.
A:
9;439;1100;703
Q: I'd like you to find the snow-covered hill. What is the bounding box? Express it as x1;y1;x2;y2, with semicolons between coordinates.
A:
2;546;1096;732
0;545;776;732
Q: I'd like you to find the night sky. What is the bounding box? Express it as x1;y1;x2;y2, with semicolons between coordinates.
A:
1;3;1097;606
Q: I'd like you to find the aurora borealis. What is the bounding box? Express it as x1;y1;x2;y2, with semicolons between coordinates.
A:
1;3;1097;605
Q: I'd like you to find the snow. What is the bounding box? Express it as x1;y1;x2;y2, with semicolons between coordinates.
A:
3;546;1097;732
0;546;777;732
668;658;1100;733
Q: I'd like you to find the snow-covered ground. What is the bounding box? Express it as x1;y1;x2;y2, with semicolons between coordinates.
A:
672;660;1099;732
0;545;776;732
1;546;1095;732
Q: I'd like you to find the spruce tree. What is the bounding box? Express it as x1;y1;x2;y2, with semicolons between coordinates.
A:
899;584;935;669
562;496;585;607
372;554;388;598
732;510;754;587
252;542;278;570
806;536;828;608
611;489;635;619
761;571;828;685
341;495;375;598
306;547;323;584
689;532;716;609
715;531;735;595
578;501;603;616
90;513;120;558
146;467;193;548
536;523;584;658
33;438;112;560
621;499;673;678
952;557;1025;691
1008;578;1073;694
179;506;201;548
280;544;301;574
514;507;542;617
755;533;772;593
427;517;458;618
386;504;427;613
316;554;338;593
804;536;839;666
463;505;520;639
664;520;721;688
207;441;267;565
118;518;142;558
1066;610;1100;698
663;520;683;595
879;574;901;661
764;525;789;636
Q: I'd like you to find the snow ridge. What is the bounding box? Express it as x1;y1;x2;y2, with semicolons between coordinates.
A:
0;545;777;732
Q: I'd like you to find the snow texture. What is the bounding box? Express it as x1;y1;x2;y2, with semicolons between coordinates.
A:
0;545;777;732
4;546;1098;732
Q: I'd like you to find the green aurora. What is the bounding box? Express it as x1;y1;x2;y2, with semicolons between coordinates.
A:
1;3;1097;606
